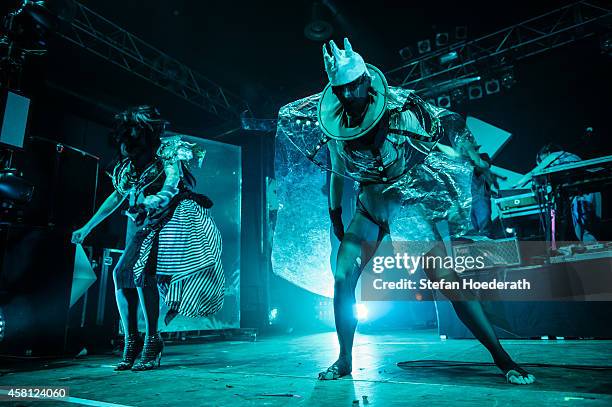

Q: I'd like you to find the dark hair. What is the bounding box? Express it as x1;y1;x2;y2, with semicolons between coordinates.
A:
111;105;168;156
536;143;563;164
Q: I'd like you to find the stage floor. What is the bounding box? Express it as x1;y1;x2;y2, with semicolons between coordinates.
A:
1;330;611;406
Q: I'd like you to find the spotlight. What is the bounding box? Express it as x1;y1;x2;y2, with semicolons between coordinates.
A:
304;1;334;41
356;303;368;321
399;46;413;61
450;87;465;103
417;39;431;54
439;51;458;65
468;84;483;100
455;26;468;40
435;32;449;47
505;227;515;235
501;71;516;89
268;308;279;323
437;95;451;108
485;79;500;95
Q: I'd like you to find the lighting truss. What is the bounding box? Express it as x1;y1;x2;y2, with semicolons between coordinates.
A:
55;1;249;121
386;1;612;91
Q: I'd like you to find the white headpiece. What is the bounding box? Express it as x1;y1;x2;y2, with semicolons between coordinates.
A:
322;38;369;86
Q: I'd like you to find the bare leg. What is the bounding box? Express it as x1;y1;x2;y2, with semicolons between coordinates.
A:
113;279;142;370
319;212;382;380
137;285;160;336
425;243;535;385
131;284;164;371
115;288;139;336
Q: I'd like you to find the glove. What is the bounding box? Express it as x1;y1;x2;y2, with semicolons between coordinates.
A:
329;207;345;241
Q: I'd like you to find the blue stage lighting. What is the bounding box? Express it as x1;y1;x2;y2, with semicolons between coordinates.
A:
356;303;368;321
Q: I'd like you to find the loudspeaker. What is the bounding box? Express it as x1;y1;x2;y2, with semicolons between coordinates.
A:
436;260;612;339
0;225;74;355
65;247;120;353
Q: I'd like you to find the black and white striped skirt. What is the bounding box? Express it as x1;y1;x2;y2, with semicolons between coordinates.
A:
113;194;225;318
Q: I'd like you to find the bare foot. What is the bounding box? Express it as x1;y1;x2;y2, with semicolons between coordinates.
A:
504;364;536;385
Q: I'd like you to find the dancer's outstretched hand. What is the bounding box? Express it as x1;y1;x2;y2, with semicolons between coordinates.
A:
71;226;91;244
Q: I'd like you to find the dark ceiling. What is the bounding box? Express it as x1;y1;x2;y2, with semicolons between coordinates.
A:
78;0;578;108
12;0;610;170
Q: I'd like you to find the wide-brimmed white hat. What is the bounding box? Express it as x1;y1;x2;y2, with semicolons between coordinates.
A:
318;39;389;141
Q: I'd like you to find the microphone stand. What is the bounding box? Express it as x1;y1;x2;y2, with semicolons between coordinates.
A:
29;136;101;221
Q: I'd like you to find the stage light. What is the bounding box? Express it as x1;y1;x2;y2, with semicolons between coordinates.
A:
356;303;368;321
455;26;468;40
304;1;334;41
485;79;500;95
437;95;451;109
501;70;516;89
399;46;413;61
505;227;515;235
439;51;458;65
435;32;449;47
268;308;279;323
417;40;431;54
450;88;466;104
468;84;483;100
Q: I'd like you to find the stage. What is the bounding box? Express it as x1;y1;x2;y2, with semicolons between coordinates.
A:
1;330;611;406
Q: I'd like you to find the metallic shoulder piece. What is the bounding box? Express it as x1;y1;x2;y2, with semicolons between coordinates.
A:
110;158;136;196
157;135;206;168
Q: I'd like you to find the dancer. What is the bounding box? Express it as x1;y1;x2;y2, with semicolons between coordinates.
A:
275;39;534;385
72;106;224;371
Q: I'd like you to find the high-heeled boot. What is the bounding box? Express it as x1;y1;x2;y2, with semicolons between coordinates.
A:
131;333;164;371
115;333;144;371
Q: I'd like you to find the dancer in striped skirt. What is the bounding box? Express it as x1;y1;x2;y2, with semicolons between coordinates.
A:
72;106;225;371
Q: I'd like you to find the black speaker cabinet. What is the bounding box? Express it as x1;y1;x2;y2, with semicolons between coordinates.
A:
0;225;74;356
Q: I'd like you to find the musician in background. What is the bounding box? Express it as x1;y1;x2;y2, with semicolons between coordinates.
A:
514;143;601;242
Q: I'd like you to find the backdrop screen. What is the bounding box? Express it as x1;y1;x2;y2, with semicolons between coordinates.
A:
132;133;241;332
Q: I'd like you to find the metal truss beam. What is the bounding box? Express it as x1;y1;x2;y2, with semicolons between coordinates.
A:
386;1;612;91
55;1;249;121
